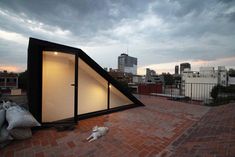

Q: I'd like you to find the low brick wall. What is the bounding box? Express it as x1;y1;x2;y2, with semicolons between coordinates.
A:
1;94;27;104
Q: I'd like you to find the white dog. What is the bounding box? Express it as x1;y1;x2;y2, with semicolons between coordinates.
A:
86;126;109;142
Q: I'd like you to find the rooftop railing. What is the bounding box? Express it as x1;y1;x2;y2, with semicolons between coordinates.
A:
151;82;234;105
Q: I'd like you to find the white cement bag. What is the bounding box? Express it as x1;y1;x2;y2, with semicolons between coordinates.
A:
6;105;41;130
0;125;13;143
9;128;32;140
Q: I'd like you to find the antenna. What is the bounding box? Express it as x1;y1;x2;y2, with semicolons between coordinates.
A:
127;44;129;55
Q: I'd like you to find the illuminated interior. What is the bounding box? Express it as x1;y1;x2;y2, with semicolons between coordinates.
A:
42;51;75;122
78;58;108;114
42;51;133;122
110;85;133;108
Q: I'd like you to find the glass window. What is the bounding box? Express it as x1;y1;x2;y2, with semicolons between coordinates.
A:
78;58;108;114
0;78;5;83
7;78;16;83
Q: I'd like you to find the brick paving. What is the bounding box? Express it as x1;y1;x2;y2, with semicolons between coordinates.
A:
165;102;235;157
0;95;210;157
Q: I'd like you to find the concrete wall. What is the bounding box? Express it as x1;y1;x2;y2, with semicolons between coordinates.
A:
138;84;162;95
184;77;217;100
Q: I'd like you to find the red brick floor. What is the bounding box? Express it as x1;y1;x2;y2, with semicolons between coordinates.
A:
165;102;235;157
0;95;209;157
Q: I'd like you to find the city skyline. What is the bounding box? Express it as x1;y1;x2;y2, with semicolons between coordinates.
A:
0;0;235;74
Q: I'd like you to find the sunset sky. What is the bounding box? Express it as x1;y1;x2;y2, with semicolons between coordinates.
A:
0;0;235;74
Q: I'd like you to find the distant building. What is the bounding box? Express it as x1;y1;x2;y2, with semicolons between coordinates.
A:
145;68;162;83
0;70;18;90
180;63;191;74
182;66;229;85
118;53;137;75
199;67;216;77
108;70;132;84
218;66;227;86
146;68;156;82
132;75;145;84
181;66;228;102
181;70;199;82
175;65;179;75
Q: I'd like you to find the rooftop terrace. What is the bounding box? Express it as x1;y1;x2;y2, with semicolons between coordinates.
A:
1;95;234;157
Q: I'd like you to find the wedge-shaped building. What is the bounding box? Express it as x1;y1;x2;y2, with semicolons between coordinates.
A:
27;38;144;125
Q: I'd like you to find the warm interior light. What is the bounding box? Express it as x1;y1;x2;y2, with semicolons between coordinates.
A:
109;85;111;88
54;52;58;55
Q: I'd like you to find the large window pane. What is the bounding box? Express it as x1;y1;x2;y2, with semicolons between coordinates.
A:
78;59;108;114
110;85;133;108
42;51;75;122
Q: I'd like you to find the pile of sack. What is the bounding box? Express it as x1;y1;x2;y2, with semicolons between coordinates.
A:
0;101;41;148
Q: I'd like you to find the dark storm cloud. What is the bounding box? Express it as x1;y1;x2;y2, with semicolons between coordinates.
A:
151;0;235;35
219;0;235;3
0;0;152;37
153;0;235;18
143;0;235;63
0;0;235;72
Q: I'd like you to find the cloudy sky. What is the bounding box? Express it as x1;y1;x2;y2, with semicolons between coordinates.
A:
0;0;235;74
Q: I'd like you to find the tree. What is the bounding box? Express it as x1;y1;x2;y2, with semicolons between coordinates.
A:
162;73;174;85
211;85;220;100
18;70;28;91
228;69;235;77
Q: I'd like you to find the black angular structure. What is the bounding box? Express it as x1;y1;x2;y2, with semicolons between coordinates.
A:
27;37;144;126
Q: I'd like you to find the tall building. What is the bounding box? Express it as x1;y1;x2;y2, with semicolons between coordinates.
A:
118;53;137;75
175;65;179;75
180;63;191;74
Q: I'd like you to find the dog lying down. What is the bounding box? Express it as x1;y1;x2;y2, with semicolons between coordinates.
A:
86;126;109;142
